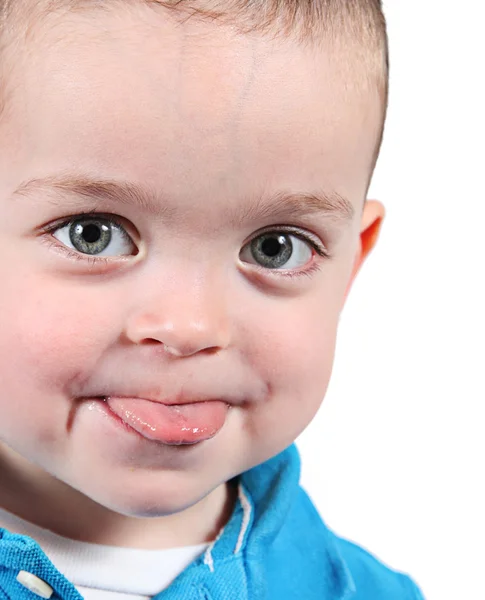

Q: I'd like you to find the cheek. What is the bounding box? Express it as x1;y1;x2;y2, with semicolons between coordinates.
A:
0;269;116;397
257;313;335;387
247;290;338;384
239;293;339;450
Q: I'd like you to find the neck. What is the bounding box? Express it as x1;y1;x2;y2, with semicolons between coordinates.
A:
0;444;237;550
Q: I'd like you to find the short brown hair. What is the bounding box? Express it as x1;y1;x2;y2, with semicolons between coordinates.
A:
1;0;388;81
0;0;389;174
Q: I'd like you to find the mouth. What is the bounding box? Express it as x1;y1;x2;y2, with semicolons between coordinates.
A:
98;396;230;446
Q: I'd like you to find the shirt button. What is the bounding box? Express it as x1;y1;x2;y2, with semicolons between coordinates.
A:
16;571;54;599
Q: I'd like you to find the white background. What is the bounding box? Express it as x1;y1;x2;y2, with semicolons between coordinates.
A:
297;2;485;599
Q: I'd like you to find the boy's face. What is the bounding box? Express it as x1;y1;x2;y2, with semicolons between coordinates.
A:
0;6;384;517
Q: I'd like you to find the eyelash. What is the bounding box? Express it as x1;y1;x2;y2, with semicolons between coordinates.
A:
42;238;116;269
40;211;131;268
242;226;331;280
40;213;332;278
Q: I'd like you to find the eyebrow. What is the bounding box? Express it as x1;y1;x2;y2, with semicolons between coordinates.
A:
12;174;356;225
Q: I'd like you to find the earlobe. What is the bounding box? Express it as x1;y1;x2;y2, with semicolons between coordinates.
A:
357;199;386;267
342;199;386;304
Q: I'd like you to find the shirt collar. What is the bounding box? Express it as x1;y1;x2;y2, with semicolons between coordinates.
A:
161;444;355;600
0;444;356;600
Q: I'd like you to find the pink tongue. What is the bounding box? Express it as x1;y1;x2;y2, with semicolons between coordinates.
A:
106;397;229;445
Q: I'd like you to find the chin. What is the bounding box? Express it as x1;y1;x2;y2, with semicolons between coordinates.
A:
75;470;217;519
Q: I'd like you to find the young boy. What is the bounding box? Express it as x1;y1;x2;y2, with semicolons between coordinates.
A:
0;0;425;598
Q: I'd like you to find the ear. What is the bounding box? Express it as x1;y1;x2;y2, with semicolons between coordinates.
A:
342;199;386;303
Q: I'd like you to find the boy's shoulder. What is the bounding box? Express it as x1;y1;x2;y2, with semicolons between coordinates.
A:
259;480;424;599
331;532;424;599
0;445;425;600
238;444;425;599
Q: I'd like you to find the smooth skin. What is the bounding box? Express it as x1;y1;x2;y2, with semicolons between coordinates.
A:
0;4;385;549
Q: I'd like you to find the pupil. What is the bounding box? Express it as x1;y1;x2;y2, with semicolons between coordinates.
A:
83;224;102;244
262;237;282;257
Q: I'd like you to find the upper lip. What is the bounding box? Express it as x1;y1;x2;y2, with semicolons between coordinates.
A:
102;392;240;407
86;373;267;407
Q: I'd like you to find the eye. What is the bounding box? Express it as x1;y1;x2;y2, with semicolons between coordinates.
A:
240;231;314;270
52;216;137;257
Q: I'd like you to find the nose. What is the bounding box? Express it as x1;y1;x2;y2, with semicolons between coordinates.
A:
123;272;231;358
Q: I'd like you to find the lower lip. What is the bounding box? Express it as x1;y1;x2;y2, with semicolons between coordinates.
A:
98;397;229;446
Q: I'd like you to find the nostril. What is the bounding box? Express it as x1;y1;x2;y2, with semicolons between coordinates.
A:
124;311;231;356
162;342;221;358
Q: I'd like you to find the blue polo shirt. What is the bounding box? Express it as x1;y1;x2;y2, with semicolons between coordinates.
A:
0;444;425;599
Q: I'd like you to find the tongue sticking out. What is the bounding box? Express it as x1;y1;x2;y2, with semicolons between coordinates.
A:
106;397;229;445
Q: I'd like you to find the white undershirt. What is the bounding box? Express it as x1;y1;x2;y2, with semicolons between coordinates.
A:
0;507;209;599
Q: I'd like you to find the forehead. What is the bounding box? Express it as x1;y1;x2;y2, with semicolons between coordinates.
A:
0;5;381;213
